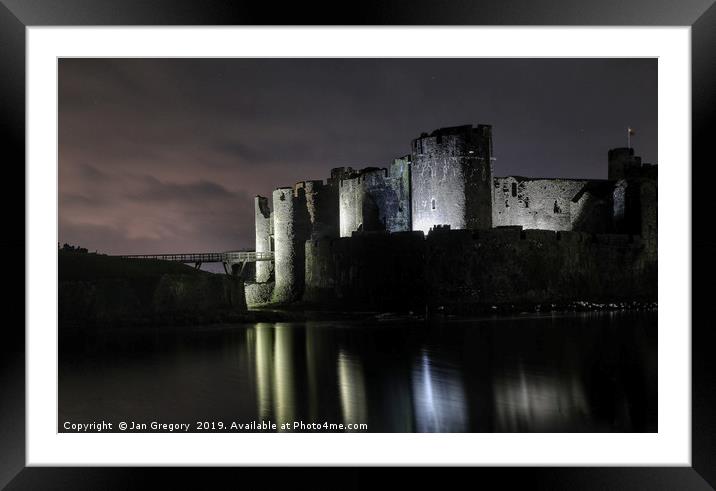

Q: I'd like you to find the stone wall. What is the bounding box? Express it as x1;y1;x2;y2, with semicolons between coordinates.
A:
304;237;336;303
332;231;426;311
639;179;658;261
338;159;411;238
569;182;615;233
302;227;656;312
245;281;275;307
612;175;658;262
426;228;655;313
387;157;412;232
301;179;339;239
411;125;493;234
492;177;604;231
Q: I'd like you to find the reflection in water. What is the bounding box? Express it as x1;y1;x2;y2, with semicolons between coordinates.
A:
251;324;299;429
60;312;657;432
412;350;467;432
305;326;319;421
273;324;296;429
337;350;368;429
493;362;591;432
254;324;274;421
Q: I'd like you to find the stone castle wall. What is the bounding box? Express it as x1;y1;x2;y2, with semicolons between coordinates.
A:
338;159;411;237
301;227;655;312
331;231;427;311
304;237;336;303
640;179;657;262
493;177;598;231
426;228;655;313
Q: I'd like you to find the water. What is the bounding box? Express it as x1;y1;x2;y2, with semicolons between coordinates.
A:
59;311;657;432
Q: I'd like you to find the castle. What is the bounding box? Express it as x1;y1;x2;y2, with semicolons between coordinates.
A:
247;124;657;311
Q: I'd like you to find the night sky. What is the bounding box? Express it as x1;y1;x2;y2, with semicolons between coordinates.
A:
59;58;656;255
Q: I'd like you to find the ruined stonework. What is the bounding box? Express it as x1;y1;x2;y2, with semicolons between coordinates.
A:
492;177;613;232
254;195;274;283
411;125;494;234
302;178;340;240
338;158;411;237
567;181;615;233
248;123;657;310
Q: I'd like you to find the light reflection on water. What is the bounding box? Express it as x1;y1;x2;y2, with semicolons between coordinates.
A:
337;350;368;429
493;363;592;432
59;311;657;432
412;350;467;432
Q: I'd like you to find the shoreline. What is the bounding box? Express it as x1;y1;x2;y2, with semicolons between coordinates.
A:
59;300;658;334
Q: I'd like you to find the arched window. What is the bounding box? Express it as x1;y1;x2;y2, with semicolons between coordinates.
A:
431;199;436;210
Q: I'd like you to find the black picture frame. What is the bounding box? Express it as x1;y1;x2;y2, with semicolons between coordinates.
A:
2;1;714;488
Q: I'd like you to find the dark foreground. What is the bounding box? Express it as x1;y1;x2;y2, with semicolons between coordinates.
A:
59;311;657;433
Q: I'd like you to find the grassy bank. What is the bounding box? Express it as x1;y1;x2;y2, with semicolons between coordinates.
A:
59;252;246;330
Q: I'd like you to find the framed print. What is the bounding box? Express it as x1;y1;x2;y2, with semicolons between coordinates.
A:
2;0;715;488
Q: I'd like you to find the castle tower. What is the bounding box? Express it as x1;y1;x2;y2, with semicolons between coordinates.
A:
608;147;642;181
302;180;339;240
272;179;339;304
410;124;494;234
271;186;310;303
254;195;274;283
608;147;657;257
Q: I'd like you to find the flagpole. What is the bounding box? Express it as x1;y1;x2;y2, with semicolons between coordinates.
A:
627;127;630;149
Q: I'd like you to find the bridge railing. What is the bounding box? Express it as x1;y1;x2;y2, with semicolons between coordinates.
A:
118;251;274;263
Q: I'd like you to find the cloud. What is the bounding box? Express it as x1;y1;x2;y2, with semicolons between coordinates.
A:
125;175;237;203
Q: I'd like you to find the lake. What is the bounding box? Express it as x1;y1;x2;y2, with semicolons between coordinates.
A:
59;311;657;432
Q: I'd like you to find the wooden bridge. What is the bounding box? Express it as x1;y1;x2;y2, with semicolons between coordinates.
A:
118;251;274;275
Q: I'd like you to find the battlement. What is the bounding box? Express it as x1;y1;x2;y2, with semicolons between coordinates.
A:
412;124;492;156
417;123;492;139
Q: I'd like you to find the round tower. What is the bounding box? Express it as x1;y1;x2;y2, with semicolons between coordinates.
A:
271;187;298;303
410;124;494;234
